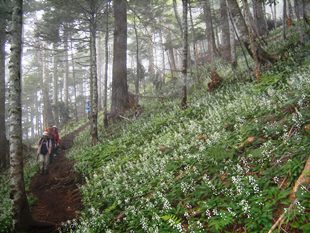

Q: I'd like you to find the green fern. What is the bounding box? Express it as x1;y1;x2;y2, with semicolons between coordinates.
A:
161;214;182;227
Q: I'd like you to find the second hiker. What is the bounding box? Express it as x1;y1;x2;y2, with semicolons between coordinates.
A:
37;131;52;174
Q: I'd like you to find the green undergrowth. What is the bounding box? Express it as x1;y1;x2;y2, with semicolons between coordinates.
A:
65;59;310;231
0;151;39;233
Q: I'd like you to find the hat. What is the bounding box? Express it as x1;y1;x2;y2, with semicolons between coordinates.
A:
52;125;57;128
43;131;49;136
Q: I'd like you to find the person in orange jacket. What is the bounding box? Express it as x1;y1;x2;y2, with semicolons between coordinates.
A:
51;125;61;157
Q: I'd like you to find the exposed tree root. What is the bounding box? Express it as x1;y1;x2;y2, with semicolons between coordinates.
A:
268;156;310;233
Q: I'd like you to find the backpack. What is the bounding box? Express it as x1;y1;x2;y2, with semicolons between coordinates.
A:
40;138;50;155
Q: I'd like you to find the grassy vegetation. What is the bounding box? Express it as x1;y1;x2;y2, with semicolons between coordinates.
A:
1;27;309;233
61;34;310;232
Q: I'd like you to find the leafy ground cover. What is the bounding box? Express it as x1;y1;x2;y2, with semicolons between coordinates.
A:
64;43;310;232
1;28;309;233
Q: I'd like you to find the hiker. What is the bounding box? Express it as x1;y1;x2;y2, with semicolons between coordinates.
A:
37;131;52;174
51;125;61;157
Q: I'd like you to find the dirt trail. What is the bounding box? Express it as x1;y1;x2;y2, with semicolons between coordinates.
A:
29;124;88;232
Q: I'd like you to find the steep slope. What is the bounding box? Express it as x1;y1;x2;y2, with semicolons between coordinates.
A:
68;58;310;232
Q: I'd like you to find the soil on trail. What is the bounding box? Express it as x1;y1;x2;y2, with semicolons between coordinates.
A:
29;125;87;232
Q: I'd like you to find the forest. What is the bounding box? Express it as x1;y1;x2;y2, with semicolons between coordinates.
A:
0;0;309;232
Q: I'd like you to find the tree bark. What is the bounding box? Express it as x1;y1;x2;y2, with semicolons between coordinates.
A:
203;0;217;65
167;32;177;79
294;0;305;43
133;14;140;103
0;18;8;169
8;0;33;230
242;0;259;37
283;0;287;39
52;43;59;126
104;1;109;128
227;0;276;65
89;3;98;146
189;1;198;82
220;0;231;63
181;0;188;108
253;0;267;36
41;44;54;127
173;0;183;35
111;0;129;114
63;26;69;108
70;37;78;121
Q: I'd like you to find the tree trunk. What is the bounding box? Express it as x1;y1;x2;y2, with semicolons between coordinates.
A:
159;28;166;85
242;0;259;37
30;106;35;138
242;0;261;79
189;1;198;82
173;0;183;35
0;19;8;169
133;15;140;103
148;36;156;92
203;0;217;65
220;0;231;63
229;15;237;67
89;7;98;146
70;37;78;121
227;0;276;65
294;0;305;43
253;0;268;36
167;32;177;79
283;0;287;39
8;0;33;230
41;44;54;127
181;0;188;108
97;33;103;111
274;2;277;27
52;43;59;126
63;26;69;108
288;0;294;20
104;1;109;128
111;0;129;114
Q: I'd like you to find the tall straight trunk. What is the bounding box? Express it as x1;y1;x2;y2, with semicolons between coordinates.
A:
242;0;259;37
274;2;277;27
253;0;267;36
41;45;54;127
0;19;8;169
159;28;166;84
133;15;140;102
227;0;276;65
181;0;188;108
288;0;294;20
220;0;231;63
70;37;78;121
52;43;59;126
111;0;129;113
189;1;198;81
294;0;305;43
203;0;217;65
148;36;155;90
104;1;109;128
8;0;33;230
30;105;35;138
173;0;183;35
35;92;40;135
167;32;177;78
90;10;98;145
63;26;69;108
229;15;237;67
283;0;287;39
242;0;261;79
